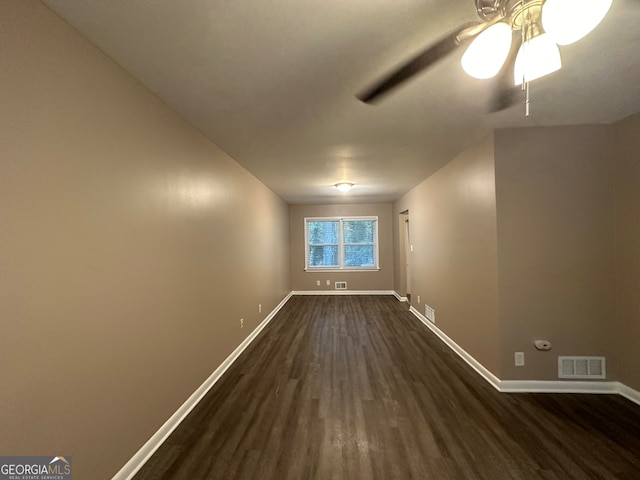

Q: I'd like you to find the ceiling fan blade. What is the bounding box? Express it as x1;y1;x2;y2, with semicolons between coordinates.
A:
357;24;477;104
487;32;523;112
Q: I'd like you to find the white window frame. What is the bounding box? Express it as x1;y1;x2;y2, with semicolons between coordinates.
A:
304;216;380;272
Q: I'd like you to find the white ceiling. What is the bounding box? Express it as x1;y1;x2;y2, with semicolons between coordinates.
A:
43;0;640;204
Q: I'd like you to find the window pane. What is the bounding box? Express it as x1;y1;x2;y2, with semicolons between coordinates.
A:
308;245;339;267
344;245;374;267
308;221;339;244
343;220;374;244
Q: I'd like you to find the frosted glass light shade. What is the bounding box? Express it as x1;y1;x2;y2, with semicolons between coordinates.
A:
514;33;562;84
335;182;353;192
461;22;513;79
542;0;612;45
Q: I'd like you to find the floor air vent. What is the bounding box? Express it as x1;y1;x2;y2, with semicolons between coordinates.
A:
558;356;606;379
335;281;347;290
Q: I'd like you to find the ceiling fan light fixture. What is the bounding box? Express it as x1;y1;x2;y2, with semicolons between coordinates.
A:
461;22;513;79
513;32;561;84
542;0;612;46
335;182;354;193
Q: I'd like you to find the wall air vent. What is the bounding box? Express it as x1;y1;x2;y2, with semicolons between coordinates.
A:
558;356;606;379
425;305;436;324
335;281;347;290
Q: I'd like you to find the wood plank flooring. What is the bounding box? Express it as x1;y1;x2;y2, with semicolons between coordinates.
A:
134;295;640;479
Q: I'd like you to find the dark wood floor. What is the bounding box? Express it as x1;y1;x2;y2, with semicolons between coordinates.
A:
134;295;640;480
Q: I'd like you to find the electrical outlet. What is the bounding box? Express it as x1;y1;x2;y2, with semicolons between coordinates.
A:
326;280;330;285
258;304;262;313
515;352;525;367
240;318;244;329
316;280;320;286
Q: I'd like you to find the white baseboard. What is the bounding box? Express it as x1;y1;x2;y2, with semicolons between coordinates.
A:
407;305;640;406
112;292;294;480
292;290;396;296
393;291;408;302
499;381;640;406
409;306;502;391
499;380;620;394
618;382;640;406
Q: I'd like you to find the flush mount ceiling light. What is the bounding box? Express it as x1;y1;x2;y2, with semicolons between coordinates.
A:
335;182;354;193
357;0;612;115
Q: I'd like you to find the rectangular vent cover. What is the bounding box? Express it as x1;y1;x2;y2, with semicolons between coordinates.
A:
335;281;347;290
425;305;436;323
558;356;606;379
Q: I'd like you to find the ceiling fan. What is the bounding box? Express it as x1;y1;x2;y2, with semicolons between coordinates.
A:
357;0;613;112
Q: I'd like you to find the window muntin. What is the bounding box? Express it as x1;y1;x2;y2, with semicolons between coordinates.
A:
304;217;379;270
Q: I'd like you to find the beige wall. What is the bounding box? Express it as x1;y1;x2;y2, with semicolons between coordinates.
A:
392;122;639;387
495;126;617;380
2;3;638;478
289;203;394;292
0;2;289;478
393;135;501;376
614;113;640;392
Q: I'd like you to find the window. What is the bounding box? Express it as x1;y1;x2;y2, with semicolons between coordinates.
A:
305;217;379;270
